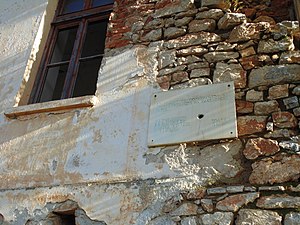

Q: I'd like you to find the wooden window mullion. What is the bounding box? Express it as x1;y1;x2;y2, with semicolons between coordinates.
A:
85;0;93;9
61;21;86;99
29;26;60;103
29;0;114;104
294;0;300;23
56;0;65;17
54;4;113;24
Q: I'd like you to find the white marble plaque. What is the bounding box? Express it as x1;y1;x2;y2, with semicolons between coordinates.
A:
148;82;237;146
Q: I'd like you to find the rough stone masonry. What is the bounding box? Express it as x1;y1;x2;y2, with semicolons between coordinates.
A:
105;0;300;224
1;0;300;224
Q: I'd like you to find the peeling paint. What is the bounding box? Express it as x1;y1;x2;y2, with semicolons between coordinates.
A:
0;0;272;224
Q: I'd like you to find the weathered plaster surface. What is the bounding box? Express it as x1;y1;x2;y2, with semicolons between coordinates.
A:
0;23;243;189
0;178;202;225
0;0;47;112
0;0;244;224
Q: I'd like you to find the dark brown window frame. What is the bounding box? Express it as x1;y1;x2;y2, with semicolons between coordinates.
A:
294;0;300;23
29;0;113;104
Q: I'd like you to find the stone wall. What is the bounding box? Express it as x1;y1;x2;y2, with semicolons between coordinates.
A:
1;0;300;224
143;184;300;224
103;0;300;224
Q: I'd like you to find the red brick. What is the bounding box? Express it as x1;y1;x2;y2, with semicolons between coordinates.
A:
106;33;123;39
109;19;126;25
144;16;154;26
115;0;136;5
113;10;131;19
106;38;130;49
135;4;155;13
125;16;144;26
109;26;131;34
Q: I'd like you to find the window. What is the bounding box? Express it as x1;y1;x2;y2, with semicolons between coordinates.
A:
294;0;300;22
29;0;114;104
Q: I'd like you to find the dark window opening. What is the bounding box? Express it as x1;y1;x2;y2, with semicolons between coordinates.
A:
92;0;114;7
294;0;300;22
50;27;78;64
73;57;102;97
55;213;76;225
40;64;69;102
29;0;113;104
62;0;85;14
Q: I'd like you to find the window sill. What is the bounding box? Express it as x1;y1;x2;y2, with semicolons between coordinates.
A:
4;95;98;119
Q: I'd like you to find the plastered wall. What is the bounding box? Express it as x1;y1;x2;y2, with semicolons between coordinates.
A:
1;0;300;224
0;1;235;224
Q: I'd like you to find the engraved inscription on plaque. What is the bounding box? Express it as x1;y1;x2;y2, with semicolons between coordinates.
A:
148;82;237;146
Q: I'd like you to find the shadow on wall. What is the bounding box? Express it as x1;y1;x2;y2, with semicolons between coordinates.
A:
0;2;47;25
0;48;152;189
0;51;30;112
0;46;243;192
0;1;48;112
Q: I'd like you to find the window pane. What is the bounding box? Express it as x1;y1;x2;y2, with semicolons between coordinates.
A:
72;58;102;97
81;20;108;57
92;0;114;7
62;0;85;14
40;65;69;102
50;27;78;63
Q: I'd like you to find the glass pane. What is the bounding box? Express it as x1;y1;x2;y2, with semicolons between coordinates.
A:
92;0;114;7
40;65;69;102
62;0;85;14
72;58;102;97
81;20;108;57
50;27;78;63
